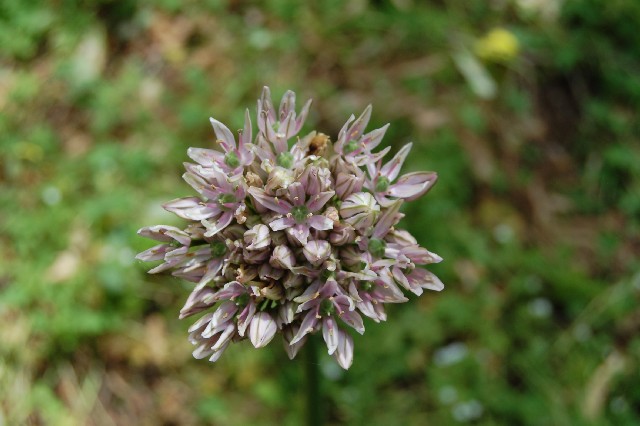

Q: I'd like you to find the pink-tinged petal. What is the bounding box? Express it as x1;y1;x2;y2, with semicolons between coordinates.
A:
195;259;224;290
269;216;295;231
249;312;278;348
182;171;210;196
388;172;438;201
203;211;234;237
163;197;218;221
322;317;339;355
353;146;391;167
179;286;216;319
333;329;354;370
148;246;188;273
187;147;222;167
192;344;215;360
237;301;257;337
286;225;310;245
380;143;412;181
356;299;381;322
295;99;312;133
336;114;356;151
283;325;307;360
248;187;291;214
372;199;403;239
209;117;236;151
211;168;234;193
240;108;252;149
294;280;322;306
287;182;306;206
307;190;335;212
212;281;246;301
407;268;444;292
208;340;230;362
212;323;236;351
319;280;340;299
401;246;443;264
258;86;276;124
374;269;409;302
347;105;372;142
187;312;214;334
136;243;170;261
339;310;365;335
279;90;296;120
277;301;296;326
279;111;296;142
290;308;320;345
360;123;389;151
208;301;238;330
392;266;411;292
137;225;185;242
308;215;334;231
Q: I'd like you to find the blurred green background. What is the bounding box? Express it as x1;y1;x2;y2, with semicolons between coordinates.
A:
1;0;639;424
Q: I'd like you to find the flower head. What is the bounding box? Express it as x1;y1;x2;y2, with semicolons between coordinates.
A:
137;87;442;369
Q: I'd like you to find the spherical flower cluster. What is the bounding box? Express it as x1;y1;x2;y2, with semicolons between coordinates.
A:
136;87;443;369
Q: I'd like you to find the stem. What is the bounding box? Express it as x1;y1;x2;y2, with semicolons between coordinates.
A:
305;335;322;426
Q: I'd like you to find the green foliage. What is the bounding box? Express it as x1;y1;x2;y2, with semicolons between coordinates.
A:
1;0;639;424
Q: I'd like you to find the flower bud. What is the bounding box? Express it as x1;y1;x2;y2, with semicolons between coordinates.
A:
329;223;356;246
249;312;277;348
335;172;364;200
270;244;296;269
244;224;271;250
303;240;332;266
340;192;380;230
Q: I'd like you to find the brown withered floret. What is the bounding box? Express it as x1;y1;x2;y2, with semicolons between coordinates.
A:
307;132;330;156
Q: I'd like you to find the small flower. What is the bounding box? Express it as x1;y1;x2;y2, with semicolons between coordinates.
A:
137;87;443;370
249;182;334;245
365;143;438;207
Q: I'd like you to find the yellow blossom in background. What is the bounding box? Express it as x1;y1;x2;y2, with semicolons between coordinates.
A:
474;28;520;63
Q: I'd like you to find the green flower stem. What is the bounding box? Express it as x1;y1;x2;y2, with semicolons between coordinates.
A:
305;335;323;426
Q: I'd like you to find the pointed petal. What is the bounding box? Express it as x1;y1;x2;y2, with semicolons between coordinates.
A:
333;329;354;370
137;225;186;243
322;317;339;355
287;182;306;206
210;117;236;151
237;301;257;336
248;187;292;214
163;197;218;221
283;325;307;360
348;105;372;142
361;123;390;151
290;308;319;345
372;199;403;239
295;98;312;132
135;243;170;261
240;108;252;148
287;224;310;245
202;211;234;237
388;172;438;201
308;215;334;231
306;190;335;212
380;143;412;181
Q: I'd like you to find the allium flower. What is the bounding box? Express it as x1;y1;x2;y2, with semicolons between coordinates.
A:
137;87;443;369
